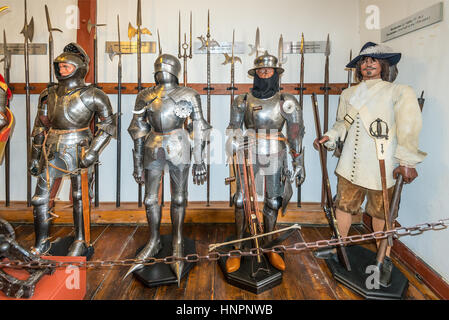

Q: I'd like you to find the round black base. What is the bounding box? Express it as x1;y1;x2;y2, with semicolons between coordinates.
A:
48;236;94;260
325;245;409;300
217;237;283;295
133;235;196;288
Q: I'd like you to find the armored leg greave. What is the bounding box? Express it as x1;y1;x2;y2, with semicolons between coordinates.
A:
67;173;90;256
31;176;56;254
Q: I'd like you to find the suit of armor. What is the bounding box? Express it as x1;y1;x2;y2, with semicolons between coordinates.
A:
29;43;116;256
226;53;305;272
127;54;211;282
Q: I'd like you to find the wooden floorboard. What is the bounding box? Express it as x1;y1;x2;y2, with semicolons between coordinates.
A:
5;223;441;300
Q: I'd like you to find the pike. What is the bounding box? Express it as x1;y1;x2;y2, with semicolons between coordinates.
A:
45;4;62;86
333;50;353;159
374;92;425;284
198;10;219;207
277;34;286;90
129;0;152;207
178;11;193;86
21;0;34;207
2;26;11;207
87;15;106;208
297;33;305;208
320;34;331;206
222;29;241;206
312;93;351;272
114;15;123;208
248;27;261;57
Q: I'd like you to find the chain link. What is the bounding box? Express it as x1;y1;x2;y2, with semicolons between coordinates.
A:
1;218;447;270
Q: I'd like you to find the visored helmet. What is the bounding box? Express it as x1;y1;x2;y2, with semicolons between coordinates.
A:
154;54;181;80
54;43;90;81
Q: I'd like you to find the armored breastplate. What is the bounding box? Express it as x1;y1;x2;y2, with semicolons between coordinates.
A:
46;87;94;130
244;93;286;132
145;86;190;133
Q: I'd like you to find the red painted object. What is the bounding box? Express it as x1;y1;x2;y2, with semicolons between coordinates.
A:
0;256;86;300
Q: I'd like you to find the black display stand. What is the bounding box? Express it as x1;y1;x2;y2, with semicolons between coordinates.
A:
217;237;283;295
325;245;409;300
49;236;94;260
133;235;196;288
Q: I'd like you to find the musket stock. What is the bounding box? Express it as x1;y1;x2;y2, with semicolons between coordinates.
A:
312;93;351;272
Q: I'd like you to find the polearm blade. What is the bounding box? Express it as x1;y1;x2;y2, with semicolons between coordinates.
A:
223;29;241;206
21;0;34;207
2;28;11;207
45;5;62;86
249;27;261;57
199;9;219;207
87;14;106;208
115;15;122;208
179;11;193;86
321;34;331;206
347;49;353;88
278;34;284;89
297;33;305;208
128;0;152;207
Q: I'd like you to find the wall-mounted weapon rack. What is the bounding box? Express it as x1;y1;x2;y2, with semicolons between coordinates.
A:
7;82;348;95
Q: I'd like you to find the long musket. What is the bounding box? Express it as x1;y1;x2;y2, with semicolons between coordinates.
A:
115;15;123;208
222;30;241;206
21;0;34;207
45;5;62;86
375;92;426;266
320;34;331;207
198;10;219;207
312;93;351;272
129;0;151;207
297;33;305;208
87;17;106;208
2;28;10;207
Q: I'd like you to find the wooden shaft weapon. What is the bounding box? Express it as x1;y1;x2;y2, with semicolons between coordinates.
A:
297;33;305;208
2;29;10;207
312;93;351;272
116;15;123;208
128;0;151;208
87;16;106;208
80;147;91;245
21;0;34;207
45;4;62;86
321;34;331;206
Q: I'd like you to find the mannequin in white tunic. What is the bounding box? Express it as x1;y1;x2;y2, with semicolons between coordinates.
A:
315;43;426;265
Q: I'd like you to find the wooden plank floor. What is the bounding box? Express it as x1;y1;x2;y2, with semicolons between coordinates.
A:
10;223;439;300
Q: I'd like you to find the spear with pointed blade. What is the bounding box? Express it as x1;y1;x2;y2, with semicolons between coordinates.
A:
320;34;331;206
45;4;62;86
114;15;123;208
223;29;241;206
2;29;11;207
278;34;286;90
178;11;193;86
297;33;305;208
21;0;34;207
249;27;261;57
87;15;106;208
198;10;219;207
129;0;152;207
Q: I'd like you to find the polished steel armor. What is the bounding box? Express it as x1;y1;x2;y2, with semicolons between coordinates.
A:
29;43;116;257
127;54;211;283
248;52;284;76
227;53;305;263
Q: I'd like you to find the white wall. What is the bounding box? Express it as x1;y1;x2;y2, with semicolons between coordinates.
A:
359;0;449;284
0;0;361;203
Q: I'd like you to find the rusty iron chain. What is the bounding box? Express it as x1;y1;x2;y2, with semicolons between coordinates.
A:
1;218;447;270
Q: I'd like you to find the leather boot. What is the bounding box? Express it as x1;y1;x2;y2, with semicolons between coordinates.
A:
266;252;285;271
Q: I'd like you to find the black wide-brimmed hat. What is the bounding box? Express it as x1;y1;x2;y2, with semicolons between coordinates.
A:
346;42;401;68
